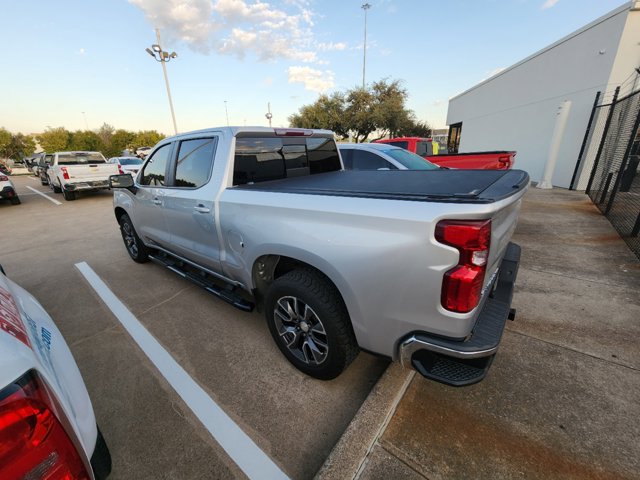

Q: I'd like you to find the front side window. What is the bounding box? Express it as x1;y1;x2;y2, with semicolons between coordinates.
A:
174;138;217;188
140;143;171;186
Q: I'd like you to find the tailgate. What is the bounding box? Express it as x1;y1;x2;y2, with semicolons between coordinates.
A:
66;163;118;181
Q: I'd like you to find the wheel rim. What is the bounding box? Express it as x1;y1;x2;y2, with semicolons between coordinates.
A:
273;296;328;365
121;221;138;256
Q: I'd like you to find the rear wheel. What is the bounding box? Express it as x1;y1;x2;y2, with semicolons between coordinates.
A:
119;214;149;263
10;196;20;205
264;268;358;380
62;187;76;201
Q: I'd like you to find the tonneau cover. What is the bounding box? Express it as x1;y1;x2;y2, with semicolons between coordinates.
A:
234;169;530;204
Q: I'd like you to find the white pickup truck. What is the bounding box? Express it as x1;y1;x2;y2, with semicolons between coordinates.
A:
110;127;528;386
47;151;118;201
0;264;111;479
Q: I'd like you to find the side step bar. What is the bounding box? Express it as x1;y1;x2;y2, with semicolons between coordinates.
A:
148;253;254;312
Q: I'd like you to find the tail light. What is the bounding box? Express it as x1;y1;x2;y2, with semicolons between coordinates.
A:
118;166;124;174
436;220;491;313
60;167;70;180
0;175;8;181
0;371;91;480
497;155;513;169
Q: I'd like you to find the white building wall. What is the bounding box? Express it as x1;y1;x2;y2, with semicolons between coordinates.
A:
446;2;639;188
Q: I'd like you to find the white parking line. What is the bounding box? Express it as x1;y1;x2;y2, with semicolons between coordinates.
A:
26;186;62;205
75;262;289;480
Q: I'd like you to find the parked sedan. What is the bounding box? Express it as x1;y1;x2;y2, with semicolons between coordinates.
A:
107;156;144;176
0;173;20;205
338;143;440;171
0;264;111;478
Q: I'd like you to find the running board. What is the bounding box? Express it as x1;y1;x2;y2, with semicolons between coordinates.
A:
148;253;254;312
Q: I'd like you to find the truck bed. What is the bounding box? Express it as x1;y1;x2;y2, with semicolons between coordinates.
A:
234;169;529;204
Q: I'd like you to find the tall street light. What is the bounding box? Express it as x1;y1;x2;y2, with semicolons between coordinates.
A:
361;3;371;89
146;28;178;135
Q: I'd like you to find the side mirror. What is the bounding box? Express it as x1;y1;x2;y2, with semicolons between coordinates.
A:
110;174;135;190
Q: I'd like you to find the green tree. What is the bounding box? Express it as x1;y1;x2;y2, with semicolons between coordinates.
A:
96;123;115;148
288;78;431;143
344;87;376;143
289;92;348;138
131;131;164;151
107;129;136;157
0;128;12;157
68;130;104;152
5;133;36;160
37;127;70;152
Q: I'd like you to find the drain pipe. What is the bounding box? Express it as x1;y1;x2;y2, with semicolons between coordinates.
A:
538;100;572;189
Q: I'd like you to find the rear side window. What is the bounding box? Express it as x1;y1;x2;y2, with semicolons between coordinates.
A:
140;144;171;186
415;141;433;156
174;138;217;188
387;141;408;150
351;150;396;170
57;153;105;165
233;136;340;185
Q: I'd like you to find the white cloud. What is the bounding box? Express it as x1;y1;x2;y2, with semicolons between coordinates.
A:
130;0;318;61
287;66;334;92
77;48;86;55
541;0;560;9
317;42;347;52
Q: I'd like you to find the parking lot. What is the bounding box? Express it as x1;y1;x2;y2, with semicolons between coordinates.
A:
1;175;388;479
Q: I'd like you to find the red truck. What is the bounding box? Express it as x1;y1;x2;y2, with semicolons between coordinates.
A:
373;137;516;170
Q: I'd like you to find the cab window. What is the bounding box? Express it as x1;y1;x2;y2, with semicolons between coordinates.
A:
140;144;171;186
173;138;217;188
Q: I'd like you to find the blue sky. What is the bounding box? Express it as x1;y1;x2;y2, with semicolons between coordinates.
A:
0;0;628;135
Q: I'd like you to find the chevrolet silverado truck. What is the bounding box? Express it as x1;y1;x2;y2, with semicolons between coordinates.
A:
0;264;111;479
47;151;118;201
374;137;516;170
109;127;528;386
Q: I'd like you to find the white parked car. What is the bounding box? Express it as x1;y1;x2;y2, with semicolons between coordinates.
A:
107;156;144;176
338;142;440;171
0;264;111;479
0;172;20;205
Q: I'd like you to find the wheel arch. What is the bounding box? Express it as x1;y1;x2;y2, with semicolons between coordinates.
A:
250;251;362;343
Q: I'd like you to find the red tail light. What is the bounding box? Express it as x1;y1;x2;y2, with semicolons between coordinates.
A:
274;128;313;136
118;166;124;174
60;167;70;180
0;371;90;480
436;220;491;313
497;155;513;169
0;175;8;181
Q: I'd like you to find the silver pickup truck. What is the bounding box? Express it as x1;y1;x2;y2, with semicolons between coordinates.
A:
109;127;528;385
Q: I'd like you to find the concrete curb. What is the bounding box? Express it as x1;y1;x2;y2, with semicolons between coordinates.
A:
315;363;415;480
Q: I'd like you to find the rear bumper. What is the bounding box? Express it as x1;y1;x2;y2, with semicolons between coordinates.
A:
65;180;110;191
398;242;521;386
1;186;16;198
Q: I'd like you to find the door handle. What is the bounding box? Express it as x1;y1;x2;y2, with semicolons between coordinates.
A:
152;198;162;205
193;205;210;213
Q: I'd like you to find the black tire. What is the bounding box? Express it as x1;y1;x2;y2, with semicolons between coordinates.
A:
264;268;358;380
52;180;62;193
40;178;48;185
119;214;149;263
62;187;76;201
10;196;20;205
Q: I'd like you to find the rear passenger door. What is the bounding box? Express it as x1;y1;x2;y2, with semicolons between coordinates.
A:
162;136;222;272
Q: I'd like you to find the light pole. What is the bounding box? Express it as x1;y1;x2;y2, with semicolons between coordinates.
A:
265;102;273;128
224;101;229;126
146;28;178;135
361;3;371;89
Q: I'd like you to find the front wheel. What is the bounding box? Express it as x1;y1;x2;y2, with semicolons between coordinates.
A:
52;179;61;193
264;268;358;380
119;214;149;263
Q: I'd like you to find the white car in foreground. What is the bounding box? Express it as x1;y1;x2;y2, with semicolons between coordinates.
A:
0;264;111;479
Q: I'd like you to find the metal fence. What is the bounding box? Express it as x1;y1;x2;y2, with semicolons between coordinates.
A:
585;87;640;260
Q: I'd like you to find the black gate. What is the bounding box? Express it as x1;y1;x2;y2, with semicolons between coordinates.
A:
583;86;640;260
